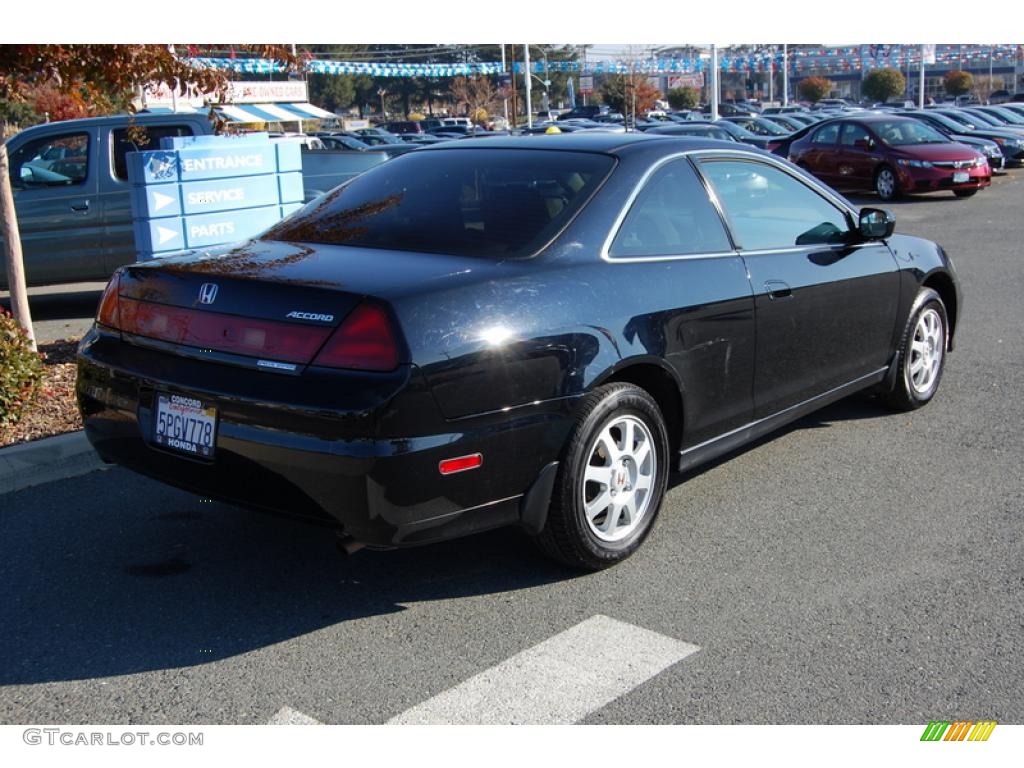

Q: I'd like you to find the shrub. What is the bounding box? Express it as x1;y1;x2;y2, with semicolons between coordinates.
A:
0;310;45;428
797;76;834;103
944;70;973;97
666;86;700;110
862;68;907;103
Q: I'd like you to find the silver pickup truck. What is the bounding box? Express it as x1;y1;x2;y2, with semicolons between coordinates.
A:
1;112;391;289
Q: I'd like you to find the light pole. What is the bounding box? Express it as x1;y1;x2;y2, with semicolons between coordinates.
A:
529;45;551;114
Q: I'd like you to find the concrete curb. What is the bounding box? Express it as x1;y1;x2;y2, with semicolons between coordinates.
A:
0;430;106;495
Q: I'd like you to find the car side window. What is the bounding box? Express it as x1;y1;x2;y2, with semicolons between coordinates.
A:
609;159;732;258
698;159;852;250
112;125;195;181
840;123;872;146
9;133;90;187
811;123;840;144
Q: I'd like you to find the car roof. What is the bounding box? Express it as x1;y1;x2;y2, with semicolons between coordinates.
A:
418;132;749;155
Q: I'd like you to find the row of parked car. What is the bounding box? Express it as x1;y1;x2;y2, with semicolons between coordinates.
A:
303;98;1024;203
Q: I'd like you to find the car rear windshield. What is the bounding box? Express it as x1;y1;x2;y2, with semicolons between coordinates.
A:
264;148;615;259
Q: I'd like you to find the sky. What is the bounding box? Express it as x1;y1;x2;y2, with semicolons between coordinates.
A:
4;1;1021;46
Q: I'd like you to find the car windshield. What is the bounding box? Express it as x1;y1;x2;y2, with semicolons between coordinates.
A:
715;121;756;139
986;107;1024;125
873;120;948;145
962;111;1000;127
914;113;963;133
938;111;975;129
264;148;615;259
752;118;788;136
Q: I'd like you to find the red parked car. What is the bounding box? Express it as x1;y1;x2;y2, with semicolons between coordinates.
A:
788;115;991;200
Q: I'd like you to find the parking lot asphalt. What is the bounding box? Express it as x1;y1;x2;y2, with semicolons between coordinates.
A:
1;170;1022;725
0;281;105;343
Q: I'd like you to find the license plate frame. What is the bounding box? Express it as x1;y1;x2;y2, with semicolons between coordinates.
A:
952;171;970;183
152;393;218;459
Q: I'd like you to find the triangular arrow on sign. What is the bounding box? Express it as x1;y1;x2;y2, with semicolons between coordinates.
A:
157;225;179;246
152;191;175;212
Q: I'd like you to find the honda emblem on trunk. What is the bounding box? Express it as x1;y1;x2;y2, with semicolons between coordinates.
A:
198;283;219;305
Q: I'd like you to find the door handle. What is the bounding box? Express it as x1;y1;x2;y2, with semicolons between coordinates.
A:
70;201;90;213
764;280;792;300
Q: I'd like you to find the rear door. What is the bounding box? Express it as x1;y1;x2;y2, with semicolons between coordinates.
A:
835;122;879;189
695;155;900;418
6;128;102;286
800;121;842;185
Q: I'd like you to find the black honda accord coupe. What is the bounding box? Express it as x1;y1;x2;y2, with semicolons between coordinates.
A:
77;134;960;570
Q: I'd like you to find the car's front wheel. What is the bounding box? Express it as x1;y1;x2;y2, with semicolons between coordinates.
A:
875;165;900;201
535;383;670;570
882;288;948;411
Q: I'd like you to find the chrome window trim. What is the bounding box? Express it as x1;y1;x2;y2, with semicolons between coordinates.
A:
601;148;861;265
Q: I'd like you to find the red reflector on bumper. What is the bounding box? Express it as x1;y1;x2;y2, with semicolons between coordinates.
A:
439;454;483;475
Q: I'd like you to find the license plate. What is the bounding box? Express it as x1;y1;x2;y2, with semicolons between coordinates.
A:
153;393;217;458
953;171;970;183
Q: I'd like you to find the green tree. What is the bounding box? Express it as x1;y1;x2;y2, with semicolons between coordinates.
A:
862;68;906;103
600;74;662;116
944;70;973;97
797;76;833;103
666;86;700;110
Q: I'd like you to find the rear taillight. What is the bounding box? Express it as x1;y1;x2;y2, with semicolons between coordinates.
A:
118;298;333;363
97;272;121;329
313;302;400;372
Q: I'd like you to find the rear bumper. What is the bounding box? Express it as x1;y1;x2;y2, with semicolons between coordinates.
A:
77;328;576;547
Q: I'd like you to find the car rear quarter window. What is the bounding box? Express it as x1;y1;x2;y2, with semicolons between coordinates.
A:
698;159;851;251
265;148;615;259
609;159;732;258
812;123;840;144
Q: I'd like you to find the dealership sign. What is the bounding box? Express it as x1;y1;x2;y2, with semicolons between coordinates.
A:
127;133;304;259
139;80;309;110
668;74;705;89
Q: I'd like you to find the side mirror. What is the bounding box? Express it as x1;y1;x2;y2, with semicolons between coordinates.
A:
853;138;874;150
859;207;895;240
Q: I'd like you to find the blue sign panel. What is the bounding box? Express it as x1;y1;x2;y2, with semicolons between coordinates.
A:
275;142;302;173
277;172;304;203
127;150;181;186
131;184;182;219
182;205;283;249
128;133;307;261
176;144;278;182
180;174;282;216
133;217;186;254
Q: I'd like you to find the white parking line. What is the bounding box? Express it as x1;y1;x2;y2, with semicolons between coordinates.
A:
388;614;699;724
267;705;322;725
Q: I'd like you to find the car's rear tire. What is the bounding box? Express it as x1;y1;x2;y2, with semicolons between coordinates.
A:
534;383;670;570
953;189;978;198
882;288;948;411
875;165;900;201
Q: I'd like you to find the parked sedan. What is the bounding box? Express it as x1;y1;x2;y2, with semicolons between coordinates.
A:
721;116;791;137
788;115;990;200
902;110;1018;169
643;123;739;142
77;135;960;570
